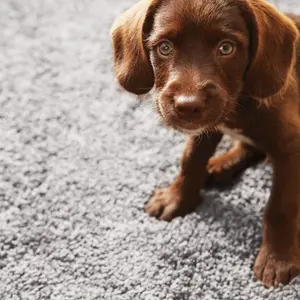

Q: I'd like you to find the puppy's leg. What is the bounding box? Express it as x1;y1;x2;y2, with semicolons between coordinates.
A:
206;141;265;186
254;152;300;287
145;133;223;221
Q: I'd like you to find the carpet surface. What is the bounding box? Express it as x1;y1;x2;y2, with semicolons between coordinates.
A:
1;0;300;299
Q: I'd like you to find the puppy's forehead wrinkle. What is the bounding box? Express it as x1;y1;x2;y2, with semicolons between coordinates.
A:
155;0;239;29
167;67;201;89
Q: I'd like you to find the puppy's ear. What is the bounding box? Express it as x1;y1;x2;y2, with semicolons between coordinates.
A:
240;0;299;98
111;0;161;95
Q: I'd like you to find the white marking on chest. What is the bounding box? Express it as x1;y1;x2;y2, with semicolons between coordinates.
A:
218;125;255;146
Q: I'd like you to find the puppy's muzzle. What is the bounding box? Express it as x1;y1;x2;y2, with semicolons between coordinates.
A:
171;82;220;120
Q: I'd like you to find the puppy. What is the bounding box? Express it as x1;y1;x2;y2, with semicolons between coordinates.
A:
111;0;300;288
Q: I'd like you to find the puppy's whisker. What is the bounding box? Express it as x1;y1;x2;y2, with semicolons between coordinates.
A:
195;134;203;148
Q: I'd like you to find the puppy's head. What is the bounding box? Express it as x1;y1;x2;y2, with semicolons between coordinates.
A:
111;0;298;135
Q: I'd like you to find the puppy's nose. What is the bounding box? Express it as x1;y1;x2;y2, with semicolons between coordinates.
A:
174;95;202;117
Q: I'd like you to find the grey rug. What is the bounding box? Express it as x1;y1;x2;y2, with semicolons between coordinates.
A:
1;0;300;299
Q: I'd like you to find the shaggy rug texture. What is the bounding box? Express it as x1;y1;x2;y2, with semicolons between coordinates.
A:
1;0;300;299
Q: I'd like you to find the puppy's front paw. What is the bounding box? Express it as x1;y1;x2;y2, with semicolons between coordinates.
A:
145;188;199;221
206;154;240;186
254;245;300;288
207;154;239;174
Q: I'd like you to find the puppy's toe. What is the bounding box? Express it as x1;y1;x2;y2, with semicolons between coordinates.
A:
254;245;300;288
145;187;199;221
207;154;239;174
145;200;164;218
207;156;224;174
145;188;179;221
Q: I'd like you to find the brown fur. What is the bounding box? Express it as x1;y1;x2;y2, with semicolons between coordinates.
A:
111;0;300;288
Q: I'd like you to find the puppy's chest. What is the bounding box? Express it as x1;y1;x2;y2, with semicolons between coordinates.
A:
218;125;255;146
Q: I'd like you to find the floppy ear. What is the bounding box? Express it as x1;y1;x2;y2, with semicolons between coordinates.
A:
111;0;161;95
240;0;299;98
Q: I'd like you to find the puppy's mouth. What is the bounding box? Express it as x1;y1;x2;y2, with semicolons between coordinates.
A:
175;126;206;136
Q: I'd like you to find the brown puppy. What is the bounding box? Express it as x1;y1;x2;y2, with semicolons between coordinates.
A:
111;0;300;288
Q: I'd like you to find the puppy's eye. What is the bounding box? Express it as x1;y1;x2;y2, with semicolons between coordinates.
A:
218;42;235;56
157;41;173;57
